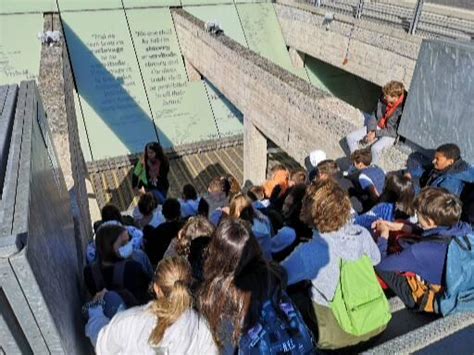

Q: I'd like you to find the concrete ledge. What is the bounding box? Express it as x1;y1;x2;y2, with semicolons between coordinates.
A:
172;8;364;165
275;0;421;87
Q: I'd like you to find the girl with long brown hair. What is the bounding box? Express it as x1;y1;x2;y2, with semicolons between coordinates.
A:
95;257;217;354
199;219;313;353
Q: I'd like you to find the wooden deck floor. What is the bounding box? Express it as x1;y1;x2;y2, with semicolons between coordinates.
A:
87;143;301;211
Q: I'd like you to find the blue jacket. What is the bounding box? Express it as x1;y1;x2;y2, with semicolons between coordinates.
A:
415;159;474;197
376;222;472;285
354;202;396;230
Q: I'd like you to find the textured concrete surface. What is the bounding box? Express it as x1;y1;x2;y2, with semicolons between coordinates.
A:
244;116;268;185
0;81;88;354
38;13;92;264
275;0;421;88
398;39;474;164
172;8;364;167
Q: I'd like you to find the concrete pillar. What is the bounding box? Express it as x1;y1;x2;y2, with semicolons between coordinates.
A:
243;116;267;185
184;58;202;81
288;47;305;69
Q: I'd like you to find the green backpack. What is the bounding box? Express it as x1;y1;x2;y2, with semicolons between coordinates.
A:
330;256;391;336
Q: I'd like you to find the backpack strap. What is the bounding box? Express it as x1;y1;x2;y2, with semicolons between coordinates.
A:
453;235;472;251
90;262;105;291
112;260;127;289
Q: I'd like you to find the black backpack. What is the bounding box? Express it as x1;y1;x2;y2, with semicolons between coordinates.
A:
460;183;474;225
238;292;315;354
90;261;139;307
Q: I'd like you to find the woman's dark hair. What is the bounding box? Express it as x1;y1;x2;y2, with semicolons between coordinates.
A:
96;224;127;263
282;184;307;221
199;219;284;348
101;204;123;224
379;173;415;216
145;142;169;175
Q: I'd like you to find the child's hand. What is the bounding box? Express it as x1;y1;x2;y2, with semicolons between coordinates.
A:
372;220;390;239
366;131;376;143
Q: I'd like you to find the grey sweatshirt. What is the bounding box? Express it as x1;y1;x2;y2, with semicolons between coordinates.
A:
281;224;381;306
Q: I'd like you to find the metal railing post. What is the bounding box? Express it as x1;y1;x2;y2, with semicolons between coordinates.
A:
409;0;424;35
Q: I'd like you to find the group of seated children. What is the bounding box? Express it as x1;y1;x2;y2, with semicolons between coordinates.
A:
82;113;474;353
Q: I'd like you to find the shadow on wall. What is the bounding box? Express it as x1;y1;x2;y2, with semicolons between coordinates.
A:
61;21;173;158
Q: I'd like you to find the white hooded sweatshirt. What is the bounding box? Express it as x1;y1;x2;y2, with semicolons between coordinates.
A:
96;303;218;355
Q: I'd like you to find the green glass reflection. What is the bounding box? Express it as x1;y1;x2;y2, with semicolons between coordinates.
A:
0;14;42;84
0;0;56;14
236;3;308;81
126;8;220;147
58;0;122;11
62;10;157;160
122;0;180;8
185;4;247;47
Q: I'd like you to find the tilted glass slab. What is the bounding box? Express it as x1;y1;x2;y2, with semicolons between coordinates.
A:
126;8;219;148
204;80;243;138
236;3;308;81
58;0;122;11
0;14;42;84
122;0;180;8
305;55;380;113
62;10;157;160
185;4;247;47
0;0;56;14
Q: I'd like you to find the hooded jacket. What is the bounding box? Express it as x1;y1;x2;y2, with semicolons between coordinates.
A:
421;159;474;197
96;304;218;355
282;224;381;306
367;95;405;138
376;222;473;285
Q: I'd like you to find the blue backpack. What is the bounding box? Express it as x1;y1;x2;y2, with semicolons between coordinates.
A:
238;293;315;354
438;234;474;315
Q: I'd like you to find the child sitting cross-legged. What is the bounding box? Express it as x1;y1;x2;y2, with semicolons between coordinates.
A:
373;187;472;313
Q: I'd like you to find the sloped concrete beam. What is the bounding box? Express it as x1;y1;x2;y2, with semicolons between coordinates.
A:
172;8;363;166
243;116;267;185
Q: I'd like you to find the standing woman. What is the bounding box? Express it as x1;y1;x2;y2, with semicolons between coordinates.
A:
133;142;170;203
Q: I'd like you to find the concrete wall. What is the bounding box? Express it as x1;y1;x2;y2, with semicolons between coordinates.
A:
275;0;421;88
172;8;364;174
38;13;91;264
0;81;88;354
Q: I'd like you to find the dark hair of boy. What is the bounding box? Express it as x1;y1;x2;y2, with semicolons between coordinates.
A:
436;143;461;162
414;187;462;227
379;173;415;216
351;148;372;167
138;192;156;216
247;186;265;202
291;170;307;185
316;159;340;178
101;204;123;223
182;184;198;201
162;198;181;221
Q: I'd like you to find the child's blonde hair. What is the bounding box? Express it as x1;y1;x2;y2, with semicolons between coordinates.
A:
149;257;193;346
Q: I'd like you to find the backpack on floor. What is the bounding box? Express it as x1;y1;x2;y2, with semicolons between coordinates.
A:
238;293;315;354
438;234;474;315
331;255;391;336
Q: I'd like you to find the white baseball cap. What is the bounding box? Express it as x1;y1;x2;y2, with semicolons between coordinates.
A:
309;150;327;167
